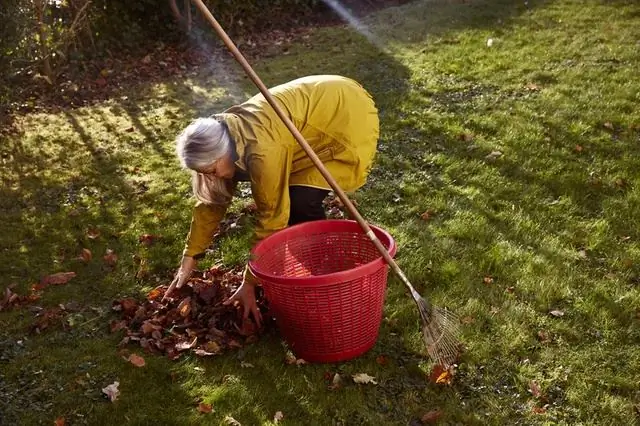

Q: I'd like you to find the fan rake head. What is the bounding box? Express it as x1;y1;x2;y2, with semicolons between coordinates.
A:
416;296;461;367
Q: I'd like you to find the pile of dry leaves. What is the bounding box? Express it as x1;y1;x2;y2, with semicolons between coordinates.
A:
110;266;270;360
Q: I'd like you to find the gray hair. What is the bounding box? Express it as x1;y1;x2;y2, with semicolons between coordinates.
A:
175;117;231;170
175;117;233;205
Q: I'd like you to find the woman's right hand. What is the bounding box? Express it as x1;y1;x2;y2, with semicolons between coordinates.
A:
162;256;197;302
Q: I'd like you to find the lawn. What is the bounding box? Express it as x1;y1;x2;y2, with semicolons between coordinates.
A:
1;0;639;424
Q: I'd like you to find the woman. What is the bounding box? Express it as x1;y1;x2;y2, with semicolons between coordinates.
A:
165;75;380;326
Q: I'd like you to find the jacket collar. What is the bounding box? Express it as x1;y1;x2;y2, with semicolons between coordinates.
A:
214;113;248;173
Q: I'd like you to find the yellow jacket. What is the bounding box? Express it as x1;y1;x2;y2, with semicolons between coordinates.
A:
183;75;379;258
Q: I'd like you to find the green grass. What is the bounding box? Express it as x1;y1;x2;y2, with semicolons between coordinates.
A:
2;0;640;424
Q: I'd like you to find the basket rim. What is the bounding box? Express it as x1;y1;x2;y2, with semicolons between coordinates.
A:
248;219;397;286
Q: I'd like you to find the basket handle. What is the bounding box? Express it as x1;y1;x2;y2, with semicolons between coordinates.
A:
191;0;419;294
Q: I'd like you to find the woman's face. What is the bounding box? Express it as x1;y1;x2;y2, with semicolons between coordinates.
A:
196;152;235;179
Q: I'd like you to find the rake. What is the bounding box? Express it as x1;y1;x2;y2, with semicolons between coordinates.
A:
189;0;461;367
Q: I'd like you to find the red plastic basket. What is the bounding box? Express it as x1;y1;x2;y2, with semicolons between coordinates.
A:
249;220;397;363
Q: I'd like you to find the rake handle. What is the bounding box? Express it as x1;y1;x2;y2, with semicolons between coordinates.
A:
190;0;418;294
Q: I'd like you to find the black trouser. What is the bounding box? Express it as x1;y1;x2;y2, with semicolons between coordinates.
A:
288;186;329;226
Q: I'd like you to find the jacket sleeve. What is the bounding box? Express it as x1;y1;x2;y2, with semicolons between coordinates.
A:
183;200;230;259
247;145;293;241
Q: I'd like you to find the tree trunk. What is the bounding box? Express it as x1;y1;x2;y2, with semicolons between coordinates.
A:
34;0;55;85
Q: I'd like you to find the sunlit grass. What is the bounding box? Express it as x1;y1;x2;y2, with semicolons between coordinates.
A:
1;0;640;424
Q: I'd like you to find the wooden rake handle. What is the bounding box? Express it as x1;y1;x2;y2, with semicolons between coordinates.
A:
191;0;415;290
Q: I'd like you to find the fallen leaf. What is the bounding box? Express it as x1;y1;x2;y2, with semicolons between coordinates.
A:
485;150;503;161
329;373;342;390
376;355;389;366
141;54;152;64
549;310;565;317
147;286;163;301
203;341;221;354
461;316;475;325
486;38;494;47
420;209;435;221
421;409;443;424
87;228;100;239
614;178;627;188
104;249;118;266
524;82;540;91
41;272;76;287
490;306;500;315
197;403;212;414
483;276;494;285
274;411;284;423
102;381;120;402
532;406;547;414
178;297;192;318
138;234;158;246
575;145;583;153
537;330;550;343
54;417;66;426
429;365;452;385
224;415;241;425
603;122;614;130
505;286;515;293
128;354;146;367
79;248;92;262
175;337;197;351
110;320;127;333
284;353;306;365
459;133;474;142
529;380;541;398
352;373;377;385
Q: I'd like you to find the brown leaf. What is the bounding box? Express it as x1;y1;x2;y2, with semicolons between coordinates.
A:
603;122;614;130
529;380;541;398
483;276;494;285
87;228;100;239
575;145;583;153
420;209;435;221
41;272;76;287
458;133;474;142
128;354;146;367
110;320;127;333
138;234;158;246
532;406;547;414
103;249;118;266
461;316;475;325
537;330;550;343
118;298;138;316
328;373;342;390
524;82;540;91
274;411;284;423
79;248;92;262
54;417;66;426
429;365;452;385
505;286;515;293
614;178;627;188
197;403;212;414
421;409;443;424
178;297;192;318
175;336;197;352
376;355;389;366
549;310;565;317
147;287;163;301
